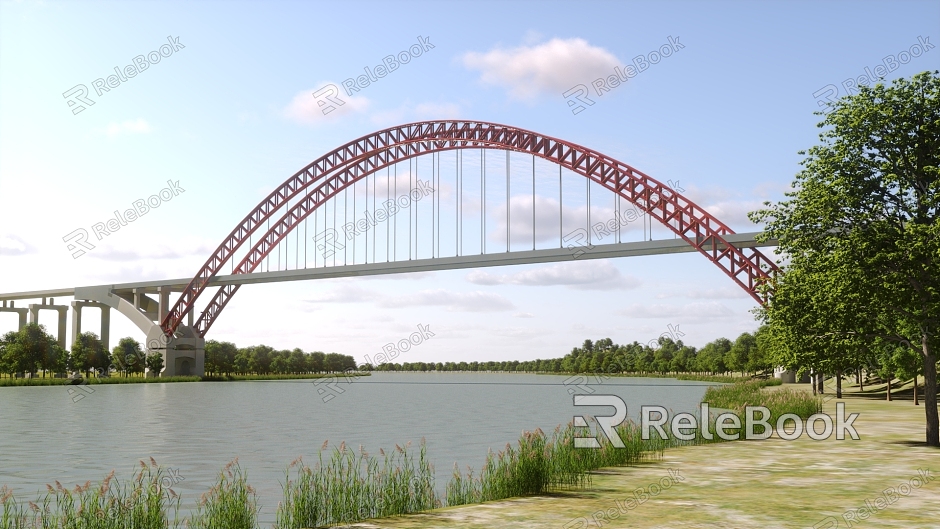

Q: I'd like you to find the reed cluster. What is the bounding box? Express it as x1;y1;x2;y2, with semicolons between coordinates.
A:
188;460;258;529
703;379;820;417
275;440;436;529
1;458;180;529
446;421;672;506
703;379;822;435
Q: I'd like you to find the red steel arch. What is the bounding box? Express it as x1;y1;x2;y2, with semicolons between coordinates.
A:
161;121;778;337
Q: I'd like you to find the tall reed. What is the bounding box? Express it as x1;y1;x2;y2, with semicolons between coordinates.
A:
446;420;673;507
1;458;180;529
188;459;258;529
702;379;822;436
275;439;437;529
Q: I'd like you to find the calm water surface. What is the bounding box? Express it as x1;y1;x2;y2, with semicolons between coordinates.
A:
0;373;713;524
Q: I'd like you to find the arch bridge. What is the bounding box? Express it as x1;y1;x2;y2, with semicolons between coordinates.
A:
0;120;778;376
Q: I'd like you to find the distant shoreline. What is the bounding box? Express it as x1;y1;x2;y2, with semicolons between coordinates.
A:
0;372;369;387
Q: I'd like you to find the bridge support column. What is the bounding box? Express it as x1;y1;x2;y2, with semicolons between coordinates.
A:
157;286;171;322
28;298;68;348
146;325;204;377
71;301;111;352
0;301;28;331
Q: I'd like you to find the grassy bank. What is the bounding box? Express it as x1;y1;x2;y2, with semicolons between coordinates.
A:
0;373;365;387
360;386;939;528
0;376;201;387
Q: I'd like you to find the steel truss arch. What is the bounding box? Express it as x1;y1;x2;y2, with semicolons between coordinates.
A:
162;121;778;337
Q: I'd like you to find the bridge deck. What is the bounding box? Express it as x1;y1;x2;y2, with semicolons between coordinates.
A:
0;232;775;301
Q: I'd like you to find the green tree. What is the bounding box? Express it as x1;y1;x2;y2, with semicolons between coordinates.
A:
233;348;252;374
145;352;165;377
0;325;58;376
752;71;940;445
652;337;678;374
44;344;69;376
112;337;145;377
0;330;16;376
205;340;237;376
696;338;731;374
248;345;274;374
270;351;289;374
727;333;757;375
307;351;325;373
288;348;307;374
72;332;109;376
749;326;774;375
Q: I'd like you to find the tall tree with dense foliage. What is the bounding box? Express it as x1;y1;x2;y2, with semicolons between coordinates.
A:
0;331;16;376
205;340;238;376
0;324;60;376
71;332;109;377
112;337;145;377
145;352;165;376
751;71;940;445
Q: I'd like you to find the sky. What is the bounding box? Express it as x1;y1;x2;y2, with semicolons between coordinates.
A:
1;0;937;365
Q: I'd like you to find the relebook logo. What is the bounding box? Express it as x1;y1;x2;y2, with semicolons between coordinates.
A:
62;180;185;258
62;36;185;115
571;395;860;444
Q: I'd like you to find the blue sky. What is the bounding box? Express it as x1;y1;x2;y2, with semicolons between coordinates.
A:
1;0;937;364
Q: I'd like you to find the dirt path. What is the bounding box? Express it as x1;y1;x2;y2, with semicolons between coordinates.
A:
348;386;940;528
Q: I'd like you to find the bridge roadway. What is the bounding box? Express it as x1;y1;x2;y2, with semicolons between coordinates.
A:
0;232;776;301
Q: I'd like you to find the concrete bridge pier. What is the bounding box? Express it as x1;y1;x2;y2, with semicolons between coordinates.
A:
145;324;205;377
0;301;28;331
27;298;68;348
71;300;111;352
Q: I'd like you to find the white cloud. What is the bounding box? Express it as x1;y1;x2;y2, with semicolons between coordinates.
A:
617;301;737;321
413;102;462;119
80;233;216;262
489;327;544;339
462;38;620;100
655;286;749;300
284;84;370;125
360;271;437;281
0;234;35;256
703;200;763;229
513;312;534;318
304;284;377;303
381;289;514;312
104;119;151;137
304;283;514;313
370;101;462;127
466;260;639;290
682;184;763;229
489;195;649;246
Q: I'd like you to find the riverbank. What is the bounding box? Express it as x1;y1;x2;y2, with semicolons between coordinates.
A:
349;383;939;528
0;372;367;387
